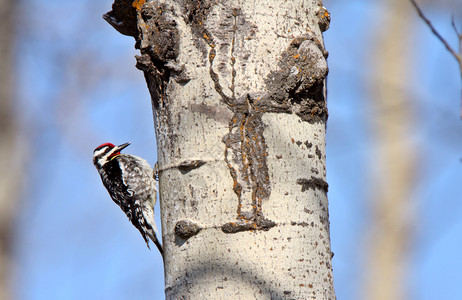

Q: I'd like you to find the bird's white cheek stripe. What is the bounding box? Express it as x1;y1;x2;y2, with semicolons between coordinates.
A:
93;149;106;156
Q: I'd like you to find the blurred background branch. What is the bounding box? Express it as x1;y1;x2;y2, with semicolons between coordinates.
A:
363;0;416;298
0;0;28;299
410;0;462;117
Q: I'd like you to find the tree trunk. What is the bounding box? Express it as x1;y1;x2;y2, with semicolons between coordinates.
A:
0;1;23;299
363;0;416;299
106;0;334;298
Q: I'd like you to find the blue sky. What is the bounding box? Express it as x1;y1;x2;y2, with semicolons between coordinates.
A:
12;0;462;299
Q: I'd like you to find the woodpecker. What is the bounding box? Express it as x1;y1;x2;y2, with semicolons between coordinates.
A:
93;142;163;257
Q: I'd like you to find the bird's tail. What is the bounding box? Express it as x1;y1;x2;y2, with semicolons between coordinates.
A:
147;229;164;258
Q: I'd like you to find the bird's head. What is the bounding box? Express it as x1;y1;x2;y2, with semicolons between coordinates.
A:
93;142;131;167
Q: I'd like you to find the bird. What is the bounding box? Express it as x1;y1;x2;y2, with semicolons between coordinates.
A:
93;142;163;257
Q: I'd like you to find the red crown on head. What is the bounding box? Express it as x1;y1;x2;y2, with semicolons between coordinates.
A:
97;143;115;149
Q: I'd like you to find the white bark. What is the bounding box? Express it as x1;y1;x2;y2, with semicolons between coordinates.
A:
106;0;334;298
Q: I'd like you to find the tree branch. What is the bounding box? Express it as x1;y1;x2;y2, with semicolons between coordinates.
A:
409;0;462;117
409;0;461;63
451;16;462;55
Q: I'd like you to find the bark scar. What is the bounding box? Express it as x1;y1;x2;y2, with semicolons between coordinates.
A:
296;176;329;193
174;220;202;239
222;95;275;233
177;160;207;174
193;7;275;233
230;8;238;100
157;159;209;174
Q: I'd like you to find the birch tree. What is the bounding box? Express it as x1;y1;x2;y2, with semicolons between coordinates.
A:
105;0;334;298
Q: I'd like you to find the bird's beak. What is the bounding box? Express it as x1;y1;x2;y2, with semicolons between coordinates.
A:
115;142;131;152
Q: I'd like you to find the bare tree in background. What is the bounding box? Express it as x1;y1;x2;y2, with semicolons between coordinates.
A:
0;1;26;299
105;0;335;298
363;0;417;299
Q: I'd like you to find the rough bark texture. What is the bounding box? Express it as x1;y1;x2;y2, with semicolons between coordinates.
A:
363;0;416;299
106;0;334;298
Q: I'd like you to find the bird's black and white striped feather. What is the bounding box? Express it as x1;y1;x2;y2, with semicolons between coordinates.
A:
93;144;162;257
